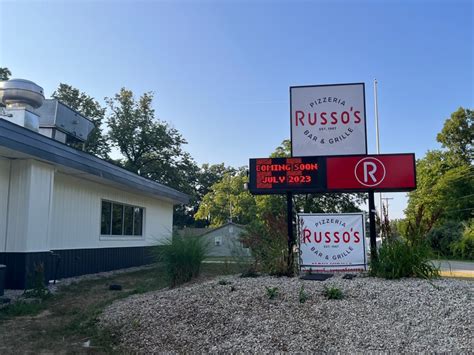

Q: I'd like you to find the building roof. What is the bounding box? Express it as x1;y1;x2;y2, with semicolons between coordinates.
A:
0;118;189;205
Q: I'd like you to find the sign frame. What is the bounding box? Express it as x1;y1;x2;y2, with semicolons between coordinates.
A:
290;82;368;157
298;212;367;271
248;153;417;195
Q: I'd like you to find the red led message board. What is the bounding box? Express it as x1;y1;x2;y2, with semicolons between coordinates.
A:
249;157;326;194
248;154;416;194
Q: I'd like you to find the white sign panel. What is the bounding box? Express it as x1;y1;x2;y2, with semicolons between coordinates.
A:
298;213;367;271
291;83;367;156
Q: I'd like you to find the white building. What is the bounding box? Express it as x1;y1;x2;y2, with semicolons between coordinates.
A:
0;79;188;289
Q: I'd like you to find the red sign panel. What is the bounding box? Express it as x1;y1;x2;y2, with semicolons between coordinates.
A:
326;154;416;192
249;153;416;194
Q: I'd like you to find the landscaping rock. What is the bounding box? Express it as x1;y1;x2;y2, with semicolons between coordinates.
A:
100;275;473;353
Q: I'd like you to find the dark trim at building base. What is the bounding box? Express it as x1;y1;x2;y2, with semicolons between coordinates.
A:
0;246;156;289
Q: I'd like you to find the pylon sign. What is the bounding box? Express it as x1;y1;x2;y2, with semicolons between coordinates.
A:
291;83;367;157
248;153;416;194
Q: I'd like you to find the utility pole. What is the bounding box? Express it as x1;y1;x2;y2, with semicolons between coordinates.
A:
381;197;394;217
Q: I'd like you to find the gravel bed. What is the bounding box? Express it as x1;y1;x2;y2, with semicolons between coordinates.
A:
100;275;473;353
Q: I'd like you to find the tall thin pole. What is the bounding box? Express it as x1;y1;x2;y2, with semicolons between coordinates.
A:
374;79;383;223
368;191;378;261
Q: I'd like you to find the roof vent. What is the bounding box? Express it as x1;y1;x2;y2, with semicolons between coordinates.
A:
0;79;44;131
0;78;44;109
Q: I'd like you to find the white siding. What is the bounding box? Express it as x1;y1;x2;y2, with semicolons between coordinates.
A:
5;160;32;251
50;172;173;250
0;157;11;251
4;160;55;252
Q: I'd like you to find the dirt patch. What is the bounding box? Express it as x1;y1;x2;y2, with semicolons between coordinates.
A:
0;263;240;353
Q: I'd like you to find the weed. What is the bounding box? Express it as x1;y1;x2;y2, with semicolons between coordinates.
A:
230;285;236;292
131;319;140;329
24;262;51;300
323;286;343;300
298;285;309;303
265;286;279;300
218;279;232;285
0;301;45;319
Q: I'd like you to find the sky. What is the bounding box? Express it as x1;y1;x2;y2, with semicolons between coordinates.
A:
1;0;472;219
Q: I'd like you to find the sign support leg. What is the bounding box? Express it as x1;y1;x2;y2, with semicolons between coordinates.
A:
286;191;295;275
368;191;378;261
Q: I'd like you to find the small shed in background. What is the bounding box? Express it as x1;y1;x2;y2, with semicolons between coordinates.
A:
179;222;251;258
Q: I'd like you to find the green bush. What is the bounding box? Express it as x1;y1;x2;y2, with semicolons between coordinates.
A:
370;240;439;279
241;213;292;276
426;221;463;257
157;235;208;287
451;220;474;260
323;286;343;300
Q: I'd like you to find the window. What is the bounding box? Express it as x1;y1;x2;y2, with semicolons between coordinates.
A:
101;200;144;236
214;236;222;246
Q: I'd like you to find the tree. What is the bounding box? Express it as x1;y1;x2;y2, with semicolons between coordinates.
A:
106;88;200;225
436;107;473;164
0;67;11;81
106;89;188;172
52;83;110;159
405;107;474;231
195;139;364;227
194;172;257;226
0;67;11;108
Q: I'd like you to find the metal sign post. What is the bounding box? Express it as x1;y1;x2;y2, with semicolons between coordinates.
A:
286;192;295;275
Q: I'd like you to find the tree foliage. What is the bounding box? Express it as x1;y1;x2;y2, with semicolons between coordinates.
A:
106;88;202;225
52;83;110;159
0;67;11;81
195;139;364;227
0;67;12;108
405;107;473;230
194;172;257;226
436;107;473;164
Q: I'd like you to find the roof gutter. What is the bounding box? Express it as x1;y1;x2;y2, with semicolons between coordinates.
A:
0;118;190;205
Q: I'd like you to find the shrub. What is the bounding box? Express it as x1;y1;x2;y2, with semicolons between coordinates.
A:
265;286;279;300
426;221;463;257
323;286;343;300
241;213;293;276
451;219;474;260
370;239;439;279
157;235;208;287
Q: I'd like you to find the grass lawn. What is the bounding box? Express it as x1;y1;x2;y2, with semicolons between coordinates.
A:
0;263;241;353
